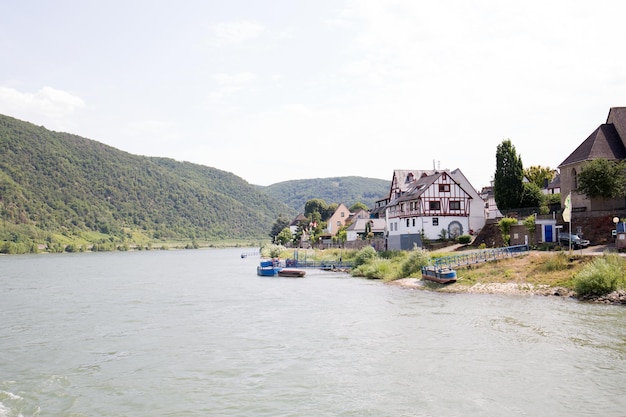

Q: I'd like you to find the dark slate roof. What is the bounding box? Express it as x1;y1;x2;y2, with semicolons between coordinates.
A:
559;124;626;167
547;173;560;189
290;214;307;226
606;107;626;147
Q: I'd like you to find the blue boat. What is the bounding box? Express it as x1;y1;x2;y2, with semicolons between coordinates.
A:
421;266;457;284
257;260;282;276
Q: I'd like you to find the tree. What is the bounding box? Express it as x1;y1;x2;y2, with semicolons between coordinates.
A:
269;215;291;240
363;220;372;240
324;203;338;221
576;158;626;199
524;165;556;189
519;182;543;208
334;225;348;246
349;202;368;212
523;214;536;246
275;227;292;246
304;199;328;218
497;217;518;246
494;139;524;210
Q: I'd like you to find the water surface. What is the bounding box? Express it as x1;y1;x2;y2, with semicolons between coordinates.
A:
1;249;625;416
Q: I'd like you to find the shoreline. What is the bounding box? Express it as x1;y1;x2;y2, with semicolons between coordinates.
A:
388;277;626;304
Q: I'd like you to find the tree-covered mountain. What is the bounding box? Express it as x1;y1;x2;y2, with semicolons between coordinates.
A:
0;114;295;250
260;176;389;213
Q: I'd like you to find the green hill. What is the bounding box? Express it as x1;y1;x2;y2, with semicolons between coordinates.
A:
260;176;389;212
0;114;295;251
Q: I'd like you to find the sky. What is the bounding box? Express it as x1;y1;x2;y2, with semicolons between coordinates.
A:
1;1;626;189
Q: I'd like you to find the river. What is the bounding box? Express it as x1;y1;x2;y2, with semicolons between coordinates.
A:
1;248;625;416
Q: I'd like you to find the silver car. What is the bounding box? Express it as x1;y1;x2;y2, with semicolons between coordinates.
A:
559;232;590;249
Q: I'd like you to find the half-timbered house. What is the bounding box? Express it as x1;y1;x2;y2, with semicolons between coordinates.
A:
385;170;479;250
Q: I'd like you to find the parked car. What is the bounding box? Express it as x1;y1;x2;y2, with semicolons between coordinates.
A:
558;232;590;249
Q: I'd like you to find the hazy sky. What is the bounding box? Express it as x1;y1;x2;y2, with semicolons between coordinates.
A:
1;1;625;188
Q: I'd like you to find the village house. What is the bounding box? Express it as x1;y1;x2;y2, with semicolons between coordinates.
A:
325;203;351;236
288;213;307;235
544;174;560;195
346;218;386;242
559;107;626;212
479;182;503;220
383;169;486;250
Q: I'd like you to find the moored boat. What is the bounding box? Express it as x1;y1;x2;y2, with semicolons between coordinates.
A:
277;269;306;278
421;266;457;284
257;260;282;276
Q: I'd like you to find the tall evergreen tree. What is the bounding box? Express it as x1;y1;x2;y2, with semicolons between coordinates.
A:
494;139;524;210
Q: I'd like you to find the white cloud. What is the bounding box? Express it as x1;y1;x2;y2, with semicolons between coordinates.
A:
0;86;85;129
209;20;265;46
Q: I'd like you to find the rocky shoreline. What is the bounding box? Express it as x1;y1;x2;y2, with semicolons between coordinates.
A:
389;278;626;305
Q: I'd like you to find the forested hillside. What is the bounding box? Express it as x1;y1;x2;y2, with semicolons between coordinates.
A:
261;176;389;212
0;114;294;251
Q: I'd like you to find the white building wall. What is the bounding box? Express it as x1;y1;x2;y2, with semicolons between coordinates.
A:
449;170;487;233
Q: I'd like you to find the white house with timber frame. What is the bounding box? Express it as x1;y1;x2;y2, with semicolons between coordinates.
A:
385;170;480;250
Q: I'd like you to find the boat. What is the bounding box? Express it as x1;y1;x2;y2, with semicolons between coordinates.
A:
277;269;306;278
421;266;457;284
257;260;282;276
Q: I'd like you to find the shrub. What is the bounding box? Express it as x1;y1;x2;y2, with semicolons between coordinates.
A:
351;259;390;279
353;246;377;267
378;249;406;260
400;248;431;277
573;255;626;297
260;243;285;258
458;235;472;244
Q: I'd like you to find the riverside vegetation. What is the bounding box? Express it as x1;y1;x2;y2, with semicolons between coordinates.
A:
263;243;626;302
0;114;390;254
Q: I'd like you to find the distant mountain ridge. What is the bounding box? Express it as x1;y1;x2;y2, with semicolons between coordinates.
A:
0;114;294;247
260;177;389;213
0;114;389;250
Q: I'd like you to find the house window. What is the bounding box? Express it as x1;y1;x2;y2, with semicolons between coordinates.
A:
439;184;450;192
406;219;410;227
337;221;341;228
433;218;439;226
341;212;345;217
429;201;441;210
572;168;578;189
449;201;461;210
412;218;415;227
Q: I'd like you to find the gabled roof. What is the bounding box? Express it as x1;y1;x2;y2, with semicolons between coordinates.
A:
389;169;437;198
290;213;307;226
393;171;466;203
346;218;386;232
559;124;626;167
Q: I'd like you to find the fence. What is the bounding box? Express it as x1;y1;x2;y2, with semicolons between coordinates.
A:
433;244;530;271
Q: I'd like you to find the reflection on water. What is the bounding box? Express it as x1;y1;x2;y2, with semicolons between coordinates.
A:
1;249;625;417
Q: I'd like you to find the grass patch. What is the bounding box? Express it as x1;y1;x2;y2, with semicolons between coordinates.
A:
454;252;593;289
